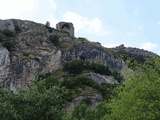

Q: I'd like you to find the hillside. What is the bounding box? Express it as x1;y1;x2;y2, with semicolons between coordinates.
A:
0;19;159;119
0;19;157;89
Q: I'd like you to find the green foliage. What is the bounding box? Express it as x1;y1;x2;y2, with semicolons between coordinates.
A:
63;60;112;76
0;79;68;120
61;76;95;89
41;74;61;89
70;101;111;120
144;56;160;73
0;32;5;42
49;35;59;45
112;71;124;83
107;60;160;120
68;57;160;120
89;62;111;75
78;37;88;43
63;60;124;82
2;39;15;51
71;104;88;120
0;30;15;50
1;29;15;37
23;51;29;57
63;60;84;74
61;76;116;100
114;51;146;69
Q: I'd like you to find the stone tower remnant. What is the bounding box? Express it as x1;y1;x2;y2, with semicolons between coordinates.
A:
56;22;74;37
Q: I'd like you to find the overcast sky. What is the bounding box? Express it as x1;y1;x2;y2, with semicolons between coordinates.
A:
0;0;160;54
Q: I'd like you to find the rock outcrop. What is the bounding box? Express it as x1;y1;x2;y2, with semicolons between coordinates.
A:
112;44;157;59
0;45;10;84
0;19;66;90
83;72;118;84
67;93;103;115
62;43;124;71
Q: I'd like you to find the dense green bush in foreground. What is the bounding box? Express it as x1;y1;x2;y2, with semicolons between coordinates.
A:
0;80;68;120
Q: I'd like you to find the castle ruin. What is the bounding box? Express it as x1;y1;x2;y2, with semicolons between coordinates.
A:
56;22;74;37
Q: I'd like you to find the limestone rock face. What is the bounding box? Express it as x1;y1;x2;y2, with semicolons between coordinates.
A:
9;35;62;90
0;45;10;84
0;19;64;90
83;72;118;84
62;43;124;71
67;93;103;115
112;44;157;58
0;19;44;32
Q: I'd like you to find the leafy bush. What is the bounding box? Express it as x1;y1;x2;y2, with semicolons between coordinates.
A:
112;71;124;83
2;40;15;51
0;32;5;42
63;60;84;74
42;75;60;89
49;35;59;45
78;37;88;42
63;60;112;76
0;79;68;120
0;30;15;50
108;66;160;120
23;51;29;57
70;101;111;120
89;62;111;75
1;29;15;37
61;75;116;100
113;51;146;69
61;76;95;89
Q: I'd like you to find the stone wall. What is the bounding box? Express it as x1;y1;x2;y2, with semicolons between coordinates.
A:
56;22;74;37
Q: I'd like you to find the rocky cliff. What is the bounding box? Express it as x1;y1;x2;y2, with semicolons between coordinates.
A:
111;44;157;59
0;19;65;91
0;19;157;92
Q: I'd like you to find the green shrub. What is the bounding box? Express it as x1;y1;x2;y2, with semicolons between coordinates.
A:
49;35;59;45
1;29;15;37
89;62;111;75
63;60;84;74
0;30;15;50
61;76;94;89
78;37;88;42
61;75;116;100
113;51;146;69
63;60;112;75
23;52;29;57
83;98;92;105
0;33;5;42
112;71;123;83
2;40;14;51
0;79;68;120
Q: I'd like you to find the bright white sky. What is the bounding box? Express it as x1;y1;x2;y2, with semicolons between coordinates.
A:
0;0;160;54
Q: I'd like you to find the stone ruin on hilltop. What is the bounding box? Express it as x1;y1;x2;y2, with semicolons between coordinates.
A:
56;22;74;37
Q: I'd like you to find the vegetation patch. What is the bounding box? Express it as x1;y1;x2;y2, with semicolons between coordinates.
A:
23;51;30;57
113;50;146;69
0;29;15;50
49;35;59;45
63;60;123;82
61;75;116;100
